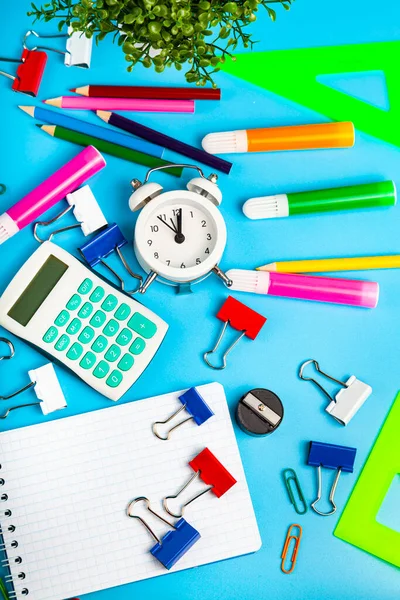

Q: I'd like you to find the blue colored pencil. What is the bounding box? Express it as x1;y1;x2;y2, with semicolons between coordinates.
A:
18;105;165;159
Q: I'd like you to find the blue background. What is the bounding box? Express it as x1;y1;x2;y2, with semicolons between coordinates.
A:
0;0;399;598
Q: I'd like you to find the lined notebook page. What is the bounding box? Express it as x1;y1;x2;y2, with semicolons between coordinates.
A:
0;383;261;600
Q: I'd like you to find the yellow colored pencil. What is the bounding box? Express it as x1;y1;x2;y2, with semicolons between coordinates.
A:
257;255;400;273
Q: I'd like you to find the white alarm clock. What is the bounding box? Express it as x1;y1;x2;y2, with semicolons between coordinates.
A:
129;164;232;293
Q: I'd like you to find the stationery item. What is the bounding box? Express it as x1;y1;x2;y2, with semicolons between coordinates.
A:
281;524;302;574
23;28;93;68
202;122;354;154
0;146;105;245
152;386;214;440
225;269;379;309
126;497;200;570
19;105;165;158
236;388;283;436
243;180;396;220
44;96;195;113
308;441;357;516
282;469;308;515
257;254;400;273
299;359;372;425
204;296;267;370
334;391;400;567
0;241;168;401
0;49;47;96
163;447;237;518
0;338;14;362
0;382;260;599
37;125;181;176
73;84;221;100
97;110;232;174
33;185;107;242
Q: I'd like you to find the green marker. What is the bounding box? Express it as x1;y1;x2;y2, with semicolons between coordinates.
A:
243;180;397;220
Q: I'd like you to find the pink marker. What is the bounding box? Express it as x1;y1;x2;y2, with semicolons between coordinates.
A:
0;146;106;245
225;269;379;309
44;96;195;113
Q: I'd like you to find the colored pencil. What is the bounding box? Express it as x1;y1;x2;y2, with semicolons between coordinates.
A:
96;111;233;175
19;105;165;158
257;255;400;273
37;125;183;177
44;96;194;113
72;85;221;101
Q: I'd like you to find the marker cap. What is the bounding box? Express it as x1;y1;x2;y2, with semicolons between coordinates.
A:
202;130;248;154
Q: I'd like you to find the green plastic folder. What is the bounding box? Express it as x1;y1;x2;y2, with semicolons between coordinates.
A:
334;391;400;568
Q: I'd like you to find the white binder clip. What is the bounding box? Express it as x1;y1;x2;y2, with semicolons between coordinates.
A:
299;359;372;425
33;185;108;242
65;27;93;68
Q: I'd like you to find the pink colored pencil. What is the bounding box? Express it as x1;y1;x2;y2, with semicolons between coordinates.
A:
44;96;195;113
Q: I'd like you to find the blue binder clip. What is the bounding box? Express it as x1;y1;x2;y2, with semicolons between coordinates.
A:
127;497;200;570
152;387;214;440
78;223;142;294
307;441;357;517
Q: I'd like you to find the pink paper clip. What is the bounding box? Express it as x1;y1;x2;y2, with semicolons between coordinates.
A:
0;48;47;96
204;295;267;369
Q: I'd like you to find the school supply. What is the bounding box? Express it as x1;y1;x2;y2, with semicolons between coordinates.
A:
33;185;107;242
23;29;93;68
0;146;105;245
0;49;47;96
97;110;233;174
204;296;267;370
202;122;354;155
257;254;400;273
334;391;400;567
308;441;357;516
0;241;168;401
152;387;214;440
73;85;221;100
0;382;260;599
44;96;195;113
19;105;165;158
282;469;308;515
225;269;379;309
163;447;237;518
236;388;284;436
243;180;396;220
37;125;180;175
299;359;372;425
281;524;302;574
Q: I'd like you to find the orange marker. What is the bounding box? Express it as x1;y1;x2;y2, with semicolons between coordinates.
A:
202;121;355;154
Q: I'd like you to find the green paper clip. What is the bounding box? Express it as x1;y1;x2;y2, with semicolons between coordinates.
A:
283;468;308;515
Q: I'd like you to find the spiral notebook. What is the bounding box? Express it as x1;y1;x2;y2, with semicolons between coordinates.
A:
0;382;261;600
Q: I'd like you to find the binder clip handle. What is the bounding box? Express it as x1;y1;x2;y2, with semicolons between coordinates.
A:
0;338;15;362
163;470;212;518
126;497;175;544
311;464;341;516
33;204;79;243
152;387;214;440
23;30;68;57
0;57;20;82
204;320;246;370
299;359;348;402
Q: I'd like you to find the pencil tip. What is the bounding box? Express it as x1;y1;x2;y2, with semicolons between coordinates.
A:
35;124;42;128
18;105;35;116
70;88;76;93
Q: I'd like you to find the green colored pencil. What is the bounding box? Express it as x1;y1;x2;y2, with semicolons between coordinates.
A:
37;124;182;177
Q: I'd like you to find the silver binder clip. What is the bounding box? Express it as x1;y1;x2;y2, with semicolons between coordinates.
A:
23;29;92;68
299;359;372;426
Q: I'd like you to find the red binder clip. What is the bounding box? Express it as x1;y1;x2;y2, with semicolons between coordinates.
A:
204;296;267;369
163;447;237;517
0;48;47;96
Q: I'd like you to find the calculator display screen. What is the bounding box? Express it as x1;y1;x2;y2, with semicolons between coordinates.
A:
8;255;69;326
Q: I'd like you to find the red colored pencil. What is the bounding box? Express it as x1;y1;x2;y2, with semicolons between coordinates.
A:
71;85;221;101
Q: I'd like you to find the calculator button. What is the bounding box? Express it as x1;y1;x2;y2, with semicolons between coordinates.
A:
106;370;123;388
78;302;93;319
116;328;133;347
115;303;131;321
54;310;70;327
90;286;105;303
102;294;118;312
67;318;82;335
90;310;106;328
66;294;82;311
78;326;95;344
92;335;108;353
103;319;119;337
80;351;96;370
55;334;70;352
93;361;110;379
130;337;146;355
67;342;83;361
128;313;157;339
43;326;58;344
105;344;121;363
118;354;134;372
78;278;93;295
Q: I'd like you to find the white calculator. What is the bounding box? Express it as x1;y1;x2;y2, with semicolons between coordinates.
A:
0;242;168;401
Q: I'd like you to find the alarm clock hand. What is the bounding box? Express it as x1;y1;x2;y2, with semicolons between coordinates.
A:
175;208;185;244
157;215;178;235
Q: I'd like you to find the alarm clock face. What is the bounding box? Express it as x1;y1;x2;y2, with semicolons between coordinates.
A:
134;190;227;284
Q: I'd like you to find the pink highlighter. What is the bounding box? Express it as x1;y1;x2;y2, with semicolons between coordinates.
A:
0;146;106;245
226;269;379;308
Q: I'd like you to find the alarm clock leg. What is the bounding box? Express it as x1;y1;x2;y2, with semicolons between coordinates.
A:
139;271;158;294
212;266;233;288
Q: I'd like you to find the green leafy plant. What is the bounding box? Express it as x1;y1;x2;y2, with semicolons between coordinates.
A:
29;0;294;87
